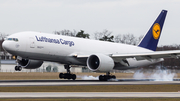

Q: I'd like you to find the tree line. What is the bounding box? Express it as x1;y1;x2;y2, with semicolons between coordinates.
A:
54;29;143;45
1;30;180;69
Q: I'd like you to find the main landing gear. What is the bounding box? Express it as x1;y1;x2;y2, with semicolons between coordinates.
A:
99;72;116;81
59;65;76;80
15;66;22;71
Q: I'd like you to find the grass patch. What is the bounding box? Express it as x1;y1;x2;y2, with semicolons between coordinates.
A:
0;72;134;80
0;85;180;92
0;98;180;101
0;72;60;80
0;72;180;80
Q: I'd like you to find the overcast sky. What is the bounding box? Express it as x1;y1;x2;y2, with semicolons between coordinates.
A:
0;0;180;45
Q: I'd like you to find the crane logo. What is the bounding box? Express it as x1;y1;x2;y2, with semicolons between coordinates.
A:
152;23;161;39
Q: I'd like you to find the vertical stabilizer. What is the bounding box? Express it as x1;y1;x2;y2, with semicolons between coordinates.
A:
138;10;167;51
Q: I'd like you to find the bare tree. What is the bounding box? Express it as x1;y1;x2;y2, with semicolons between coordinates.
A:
0;32;9;59
0;32;8;40
94;29;114;42
76;30;89;39
54;29;77;37
115;34;143;45
0;33;9;51
54;29;90;39
137;35;144;45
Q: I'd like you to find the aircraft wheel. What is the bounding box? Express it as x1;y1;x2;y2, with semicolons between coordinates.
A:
72;74;76;80
59;73;63;79
112;75;116;79
18;66;22;71
15;66;18;71
59;73;76;80
67;74;72;80
99;75;106;81
99;75;116;81
64;73;68;79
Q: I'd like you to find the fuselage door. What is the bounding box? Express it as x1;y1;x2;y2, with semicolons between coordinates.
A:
29;37;35;48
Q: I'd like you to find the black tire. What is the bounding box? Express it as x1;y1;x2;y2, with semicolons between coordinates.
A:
18;66;22;71
99;75;106;81
64;73;68;79
59;73;63;79
72;74;76;80
104;75;108;81
15;66;18;71
67;74;72;80
112;75;116;79
99;75;102;81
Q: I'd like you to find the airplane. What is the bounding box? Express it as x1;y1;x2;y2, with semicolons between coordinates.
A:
2;10;180;81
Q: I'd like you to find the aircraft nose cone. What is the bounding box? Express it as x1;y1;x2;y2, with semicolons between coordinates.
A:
2;41;10;51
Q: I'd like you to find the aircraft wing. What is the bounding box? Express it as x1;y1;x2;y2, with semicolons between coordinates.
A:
76;50;180;61
112;50;180;60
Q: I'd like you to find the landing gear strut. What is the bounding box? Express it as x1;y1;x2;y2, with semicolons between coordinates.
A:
15;66;22;71
59;65;76;80
99;72;116;81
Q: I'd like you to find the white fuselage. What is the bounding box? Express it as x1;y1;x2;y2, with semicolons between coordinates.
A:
2;31;163;70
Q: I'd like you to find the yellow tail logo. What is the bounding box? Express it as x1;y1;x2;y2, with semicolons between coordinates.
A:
152;23;161;39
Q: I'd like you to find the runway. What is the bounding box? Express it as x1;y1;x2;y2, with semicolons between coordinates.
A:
0;79;180;86
0;92;180;98
0;79;180;98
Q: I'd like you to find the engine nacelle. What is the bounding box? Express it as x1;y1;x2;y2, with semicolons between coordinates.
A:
87;54;114;72
18;59;43;69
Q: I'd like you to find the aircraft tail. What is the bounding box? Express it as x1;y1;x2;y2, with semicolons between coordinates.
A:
138;10;167;51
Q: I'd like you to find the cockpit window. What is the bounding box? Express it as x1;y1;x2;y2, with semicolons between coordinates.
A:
7;38;12;40
15;38;18;41
7;38;18;42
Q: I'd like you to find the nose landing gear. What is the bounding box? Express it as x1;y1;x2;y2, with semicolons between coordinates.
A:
15;66;22;71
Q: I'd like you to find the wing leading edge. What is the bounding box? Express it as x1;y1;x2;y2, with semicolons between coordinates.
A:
75;50;180;62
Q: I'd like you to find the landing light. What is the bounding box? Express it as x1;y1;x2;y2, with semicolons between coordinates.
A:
12;56;17;60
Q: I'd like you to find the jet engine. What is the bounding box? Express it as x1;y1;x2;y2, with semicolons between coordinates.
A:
17;59;43;69
87;54;114;72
